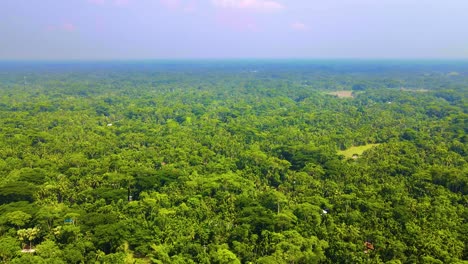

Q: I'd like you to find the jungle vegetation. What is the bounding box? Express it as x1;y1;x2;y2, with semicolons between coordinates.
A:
0;60;467;263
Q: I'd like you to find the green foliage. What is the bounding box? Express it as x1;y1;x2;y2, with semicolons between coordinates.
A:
35;240;64;262
211;246;240;264
0;182;38;204
0;61;466;263
0;236;20;262
3;211;31;228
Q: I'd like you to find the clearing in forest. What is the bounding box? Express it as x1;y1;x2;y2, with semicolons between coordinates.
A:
338;144;380;158
327;90;354;98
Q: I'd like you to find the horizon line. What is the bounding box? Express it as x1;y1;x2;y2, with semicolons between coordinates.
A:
2;57;468;63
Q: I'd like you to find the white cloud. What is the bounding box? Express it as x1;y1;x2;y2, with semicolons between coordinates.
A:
212;0;284;11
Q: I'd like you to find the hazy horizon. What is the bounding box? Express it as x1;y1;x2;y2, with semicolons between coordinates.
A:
2;58;468;63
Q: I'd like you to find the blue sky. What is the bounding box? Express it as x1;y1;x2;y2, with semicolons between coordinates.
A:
1;0;468;60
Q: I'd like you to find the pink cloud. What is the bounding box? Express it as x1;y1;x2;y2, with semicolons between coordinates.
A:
291;21;308;31
46;23;77;32
62;23;77;32
212;0;284;11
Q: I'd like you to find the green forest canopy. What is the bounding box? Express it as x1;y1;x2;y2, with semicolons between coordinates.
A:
0;60;467;263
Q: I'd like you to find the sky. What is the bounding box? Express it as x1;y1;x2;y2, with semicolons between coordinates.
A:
1;0;468;60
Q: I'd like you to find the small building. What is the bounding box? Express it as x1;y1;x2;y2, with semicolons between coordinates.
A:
21;245;36;253
364;241;374;254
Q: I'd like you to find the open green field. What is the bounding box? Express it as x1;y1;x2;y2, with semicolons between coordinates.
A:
338;144;380;158
326;90;354;98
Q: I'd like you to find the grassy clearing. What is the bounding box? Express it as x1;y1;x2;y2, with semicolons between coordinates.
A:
338;144;380;158
327;91;354;98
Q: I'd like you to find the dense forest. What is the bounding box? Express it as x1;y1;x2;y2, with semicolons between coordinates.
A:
0;60;466;263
